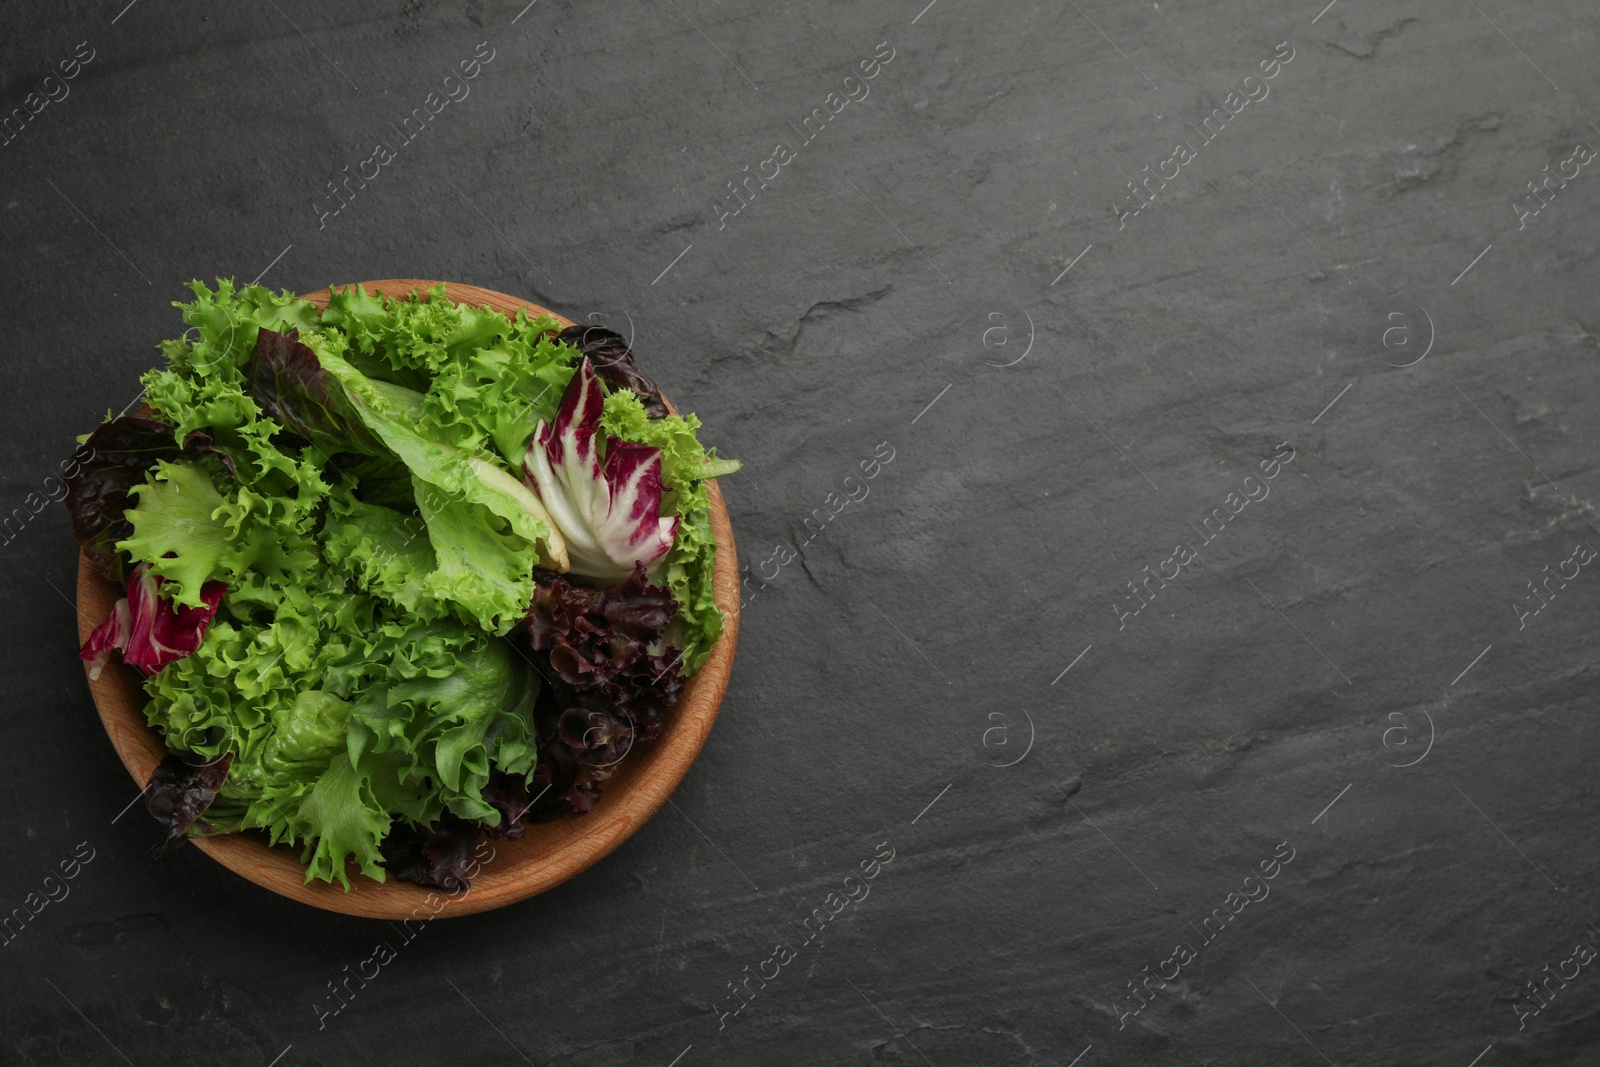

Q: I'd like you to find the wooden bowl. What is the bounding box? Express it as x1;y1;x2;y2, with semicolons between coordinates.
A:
76;280;738;918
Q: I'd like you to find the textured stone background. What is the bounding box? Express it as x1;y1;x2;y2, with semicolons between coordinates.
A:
4;0;1599;1064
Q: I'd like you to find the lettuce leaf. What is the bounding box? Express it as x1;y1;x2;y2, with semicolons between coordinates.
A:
145;572;540;887
291;751;396;885
519;565;684;817
117;460;232;604
117;460;318;608
157;278;322;388
347;633;539;825
413;475;541;635
661;507;722;673
319;487;441;618
379;815;480;889
144;753;234;854
65;414;237;582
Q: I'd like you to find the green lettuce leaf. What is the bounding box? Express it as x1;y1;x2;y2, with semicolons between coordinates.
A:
117;460;318;608
413;474;541;635
661;506;722;672
157;278;322;388
347;633;540;826
289;752;394;887
293;330;567;571
144;570;539;887
320;485;442;619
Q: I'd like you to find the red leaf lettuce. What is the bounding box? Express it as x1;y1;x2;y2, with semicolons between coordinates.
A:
144;752;233;854
519;565;684;817
556;323;668;418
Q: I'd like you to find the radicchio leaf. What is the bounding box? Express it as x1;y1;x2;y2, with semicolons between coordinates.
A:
65;415;235;582
80;562;227;680
380;815;479;890
556;324;668;418
244;327;383;453
144;752;233;854
517;564;684;820
522;358;678;582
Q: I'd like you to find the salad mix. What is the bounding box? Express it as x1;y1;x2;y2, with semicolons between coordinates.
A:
67;281;737;890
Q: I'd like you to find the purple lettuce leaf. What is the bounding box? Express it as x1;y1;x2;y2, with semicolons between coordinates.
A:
526;735;607;818
379;816;480;890
144;752;233;854
516;564;684;820
556;323;668;418
480;770;536;840
244;327;383;454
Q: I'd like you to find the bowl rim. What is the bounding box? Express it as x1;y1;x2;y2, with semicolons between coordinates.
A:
75;279;739;919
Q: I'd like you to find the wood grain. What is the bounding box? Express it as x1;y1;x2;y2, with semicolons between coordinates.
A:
75;280;739;919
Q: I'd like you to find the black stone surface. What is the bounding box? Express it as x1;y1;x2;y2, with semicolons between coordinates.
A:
3;1;1599;1064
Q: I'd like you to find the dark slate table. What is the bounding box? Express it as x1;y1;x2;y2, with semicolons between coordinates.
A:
4;1;1598;1064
